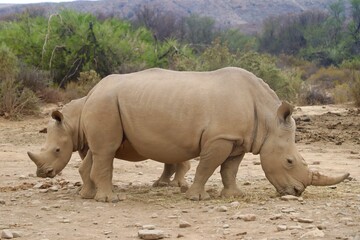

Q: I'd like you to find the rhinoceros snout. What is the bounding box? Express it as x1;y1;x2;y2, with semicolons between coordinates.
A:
36;168;55;178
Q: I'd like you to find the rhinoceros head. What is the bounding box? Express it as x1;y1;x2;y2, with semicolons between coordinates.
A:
260;101;349;196
28;110;73;178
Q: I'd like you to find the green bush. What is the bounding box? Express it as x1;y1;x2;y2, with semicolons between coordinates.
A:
63;70;101;102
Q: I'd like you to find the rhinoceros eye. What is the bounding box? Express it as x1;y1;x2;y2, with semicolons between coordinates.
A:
286;158;294;166
55;148;60;153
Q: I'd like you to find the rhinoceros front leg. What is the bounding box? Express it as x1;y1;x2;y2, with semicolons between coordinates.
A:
78;150;96;199
90;153;119;203
220;154;244;198
186;139;233;200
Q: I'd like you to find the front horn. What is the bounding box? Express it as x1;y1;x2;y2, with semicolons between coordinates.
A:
310;170;350;186
27;151;43;167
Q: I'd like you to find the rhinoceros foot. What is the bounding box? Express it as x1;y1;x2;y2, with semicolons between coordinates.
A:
152;179;170;187
169;179;188;190
185;186;210;201
94;191;121;203
220;187;244;198
79;186;96;199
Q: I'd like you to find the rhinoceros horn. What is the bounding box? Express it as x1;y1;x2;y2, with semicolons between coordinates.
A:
27;151;43;167
310;170;350;186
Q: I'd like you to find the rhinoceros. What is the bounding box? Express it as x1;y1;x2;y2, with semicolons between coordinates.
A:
28;67;349;202
29;96;190;192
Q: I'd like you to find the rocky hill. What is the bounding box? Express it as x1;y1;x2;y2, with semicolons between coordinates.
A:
0;0;340;33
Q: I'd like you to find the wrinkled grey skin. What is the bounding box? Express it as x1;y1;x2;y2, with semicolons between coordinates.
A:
29;67;349;202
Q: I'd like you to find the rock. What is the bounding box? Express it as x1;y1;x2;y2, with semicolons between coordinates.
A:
312;161;321;165
49;185;59;192
277;225;287;231
280;195;299;201
39;189;48;193
177;233;185;238
1;230;13;239
236;214;256;221
281;208;296;213
138;229;165;240
223;224;230;229
339;217;353;224
270;214;282;220
230;201;240;208
300;229;325;239
103;230;112;235
61;219;71;223
253;161;261;165
288;225;302;230
151;213;158;219
41;206;51;211
0;199;5;205
12;231;21;238
179;220;191;228
297;218;314;223
243;181;251;185
142;225;156;230
217;206;228;212
33;183;44;189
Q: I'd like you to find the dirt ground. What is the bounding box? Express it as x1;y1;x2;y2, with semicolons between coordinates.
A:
0;104;359;240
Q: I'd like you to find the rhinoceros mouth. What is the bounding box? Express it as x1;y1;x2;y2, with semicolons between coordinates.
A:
36;168;55;178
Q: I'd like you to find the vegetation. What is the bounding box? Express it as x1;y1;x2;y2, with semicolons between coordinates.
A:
0;1;360;119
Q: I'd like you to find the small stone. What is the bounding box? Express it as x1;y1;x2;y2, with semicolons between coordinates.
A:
277;225;287;231
179;220;191;228
1;230;13;239
236;214;256;221
217;206;228;212
235;231;247;236
138;229;165;240
41;206;51;211
281;208;296;213
39;189;48;193
19;175;27;180
61;219;71;223
253;161;261;165
168;215;178;219
33;183;44;189
243;181;251;185
12;231;21;238
298;218;314;223
339;217;353;224
230;201;240;208
142;225;156;230
300;229;325;239
151;213;158;219
138;172;143;175
312;161;321;165
270;214;282;220
49;186;59;192
280;195;299;201
0;199;5;205
288;225;302;230
177;233;184;238
223;224;230;229
103;230;112;235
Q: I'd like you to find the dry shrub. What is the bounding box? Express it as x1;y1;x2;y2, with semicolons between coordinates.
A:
0;78;39;119
333;83;352;104
39;87;64;103
351;75;360;107
63;70;101;102
308;66;351;89
298;84;333;105
18;64;49;93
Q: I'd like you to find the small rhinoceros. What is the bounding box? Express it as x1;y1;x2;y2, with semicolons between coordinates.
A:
28;67;349;202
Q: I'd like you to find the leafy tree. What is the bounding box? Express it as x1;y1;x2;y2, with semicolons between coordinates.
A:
183;14;215;48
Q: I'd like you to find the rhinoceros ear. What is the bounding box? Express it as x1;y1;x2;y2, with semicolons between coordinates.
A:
51;110;64;123
277;101;293;125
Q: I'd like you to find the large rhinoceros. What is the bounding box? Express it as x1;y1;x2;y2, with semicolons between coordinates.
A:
28;67;349;202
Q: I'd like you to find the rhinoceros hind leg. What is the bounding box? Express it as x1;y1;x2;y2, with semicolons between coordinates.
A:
186;139;233;201
153;163;176;187
169;161;191;192
220;154;244;198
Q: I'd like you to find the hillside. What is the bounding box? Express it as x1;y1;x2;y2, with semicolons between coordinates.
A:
0;0;340;33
